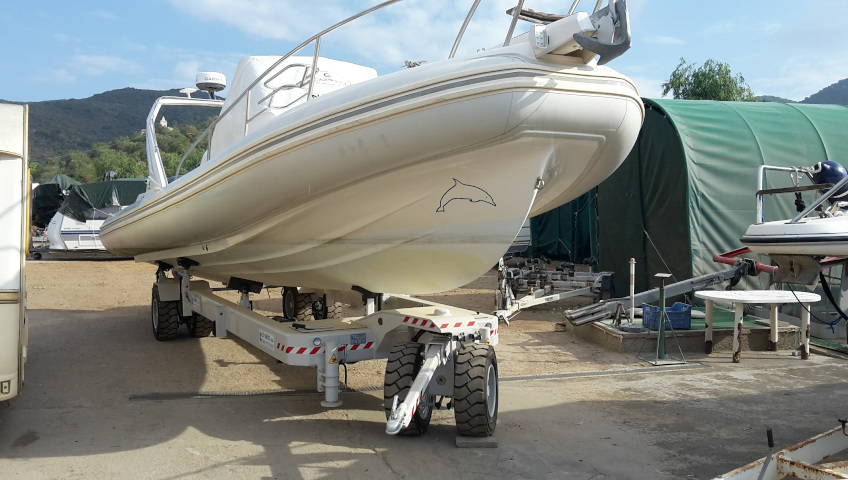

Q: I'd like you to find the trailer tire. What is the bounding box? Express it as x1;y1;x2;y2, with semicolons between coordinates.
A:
384;342;434;435
283;288;316;321
151;284;180;341
295;293;315;321
32;251;42;260
189;313;214;338
454;344;498;437
326;301;342;319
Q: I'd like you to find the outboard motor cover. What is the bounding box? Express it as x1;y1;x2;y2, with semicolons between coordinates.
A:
810;160;848;203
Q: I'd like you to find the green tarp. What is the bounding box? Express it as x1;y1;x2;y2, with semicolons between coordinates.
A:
58;178;146;222
31;174;82;228
528;189;598;262
597;99;848;295
43;174;81;190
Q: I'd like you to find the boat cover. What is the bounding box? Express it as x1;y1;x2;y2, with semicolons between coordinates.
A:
59;178;147;222
31;174;82;228
594;99;848;295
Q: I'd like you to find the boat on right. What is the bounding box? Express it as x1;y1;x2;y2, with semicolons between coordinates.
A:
740;161;848;284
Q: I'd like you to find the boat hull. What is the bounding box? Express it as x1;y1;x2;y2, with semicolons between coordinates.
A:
741;216;848;257
46;213;107;252
102;54;642;294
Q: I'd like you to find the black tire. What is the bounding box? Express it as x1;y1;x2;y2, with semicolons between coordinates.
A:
454;344;498;437
295;292;315;321
282;288;342;321
384;343;434;435
189;313;214;338
32;251;42;260
151;284;180;341
282;287;315;321
326;301;342;319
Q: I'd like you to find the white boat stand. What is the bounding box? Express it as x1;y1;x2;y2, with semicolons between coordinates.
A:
152;262;500;436
694;290;821;362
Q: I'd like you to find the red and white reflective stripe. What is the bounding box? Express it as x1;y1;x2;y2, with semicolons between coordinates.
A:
439;320;477;329
275;342;374;355
402;316;438;329
348;341;374;351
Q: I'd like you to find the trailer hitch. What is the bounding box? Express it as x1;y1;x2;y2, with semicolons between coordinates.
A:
386;340;449;435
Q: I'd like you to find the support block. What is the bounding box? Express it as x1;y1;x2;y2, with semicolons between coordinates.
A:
456;436;498;448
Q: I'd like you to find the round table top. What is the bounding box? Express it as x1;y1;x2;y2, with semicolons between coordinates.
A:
694;289;820;303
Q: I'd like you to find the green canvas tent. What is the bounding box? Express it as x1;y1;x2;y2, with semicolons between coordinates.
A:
527;189;597;262
597;98;848;296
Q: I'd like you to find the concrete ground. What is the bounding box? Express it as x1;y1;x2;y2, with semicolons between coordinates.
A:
2;259;848;479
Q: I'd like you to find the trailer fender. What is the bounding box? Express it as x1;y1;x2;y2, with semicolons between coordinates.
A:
156;277;181;302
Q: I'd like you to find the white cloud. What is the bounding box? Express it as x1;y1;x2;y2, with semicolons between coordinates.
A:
70;55;144;76
128;47;244;93
751;53;848;101
34;68;76;85
52;33;75;43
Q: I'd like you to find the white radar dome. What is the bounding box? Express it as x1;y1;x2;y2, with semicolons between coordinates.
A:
196;72;227;94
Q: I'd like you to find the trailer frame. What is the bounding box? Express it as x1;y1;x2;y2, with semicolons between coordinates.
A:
151;260;500;436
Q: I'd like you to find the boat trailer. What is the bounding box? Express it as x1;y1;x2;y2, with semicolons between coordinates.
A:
564;251;776;325
150;260;499;437
494;256;614;324
716;420;848;479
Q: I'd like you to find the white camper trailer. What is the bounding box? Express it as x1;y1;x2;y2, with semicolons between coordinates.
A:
0;103;29;402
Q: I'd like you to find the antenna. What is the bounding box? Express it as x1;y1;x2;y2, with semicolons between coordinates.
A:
179;87;198;98
195;72;227;99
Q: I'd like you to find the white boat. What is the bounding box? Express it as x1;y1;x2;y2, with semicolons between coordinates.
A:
741;162;848;283
101;0;643;295
46;213;107;252
45;178;146;254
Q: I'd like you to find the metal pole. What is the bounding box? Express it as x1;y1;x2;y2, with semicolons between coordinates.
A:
629;258;635;324
503;0;525;47
449;0;482;59
656;278;667;360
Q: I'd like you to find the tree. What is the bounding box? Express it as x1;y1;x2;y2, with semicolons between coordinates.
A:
661;58;756;102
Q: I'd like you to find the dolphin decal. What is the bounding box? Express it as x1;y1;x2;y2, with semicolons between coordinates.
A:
436;178;496;213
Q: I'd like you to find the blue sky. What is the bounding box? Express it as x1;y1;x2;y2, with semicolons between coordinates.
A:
2;0;847;103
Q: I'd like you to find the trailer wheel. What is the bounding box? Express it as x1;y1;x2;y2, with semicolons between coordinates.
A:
282;288;315;321
189;313;214;338
151;284;180;341
326;301;342;319
384;343;434;435
32;251;42;260
454;344;498;437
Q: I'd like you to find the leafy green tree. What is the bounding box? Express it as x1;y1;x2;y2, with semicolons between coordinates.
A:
66;151;95;183
661;58;757;101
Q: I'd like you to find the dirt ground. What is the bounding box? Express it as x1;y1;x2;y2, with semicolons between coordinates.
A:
24;259;641;394
5;258;848;480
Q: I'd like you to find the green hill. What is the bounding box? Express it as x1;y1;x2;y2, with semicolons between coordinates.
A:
1;88;217;162
802;78;848;105
756;95;794;103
